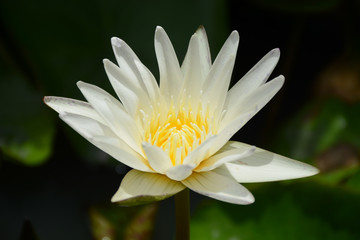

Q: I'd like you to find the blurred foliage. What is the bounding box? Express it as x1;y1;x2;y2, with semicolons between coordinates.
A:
274;98;360;163
191;182;360;240
347;170;360;190
0;75;55;166
90;203;157;240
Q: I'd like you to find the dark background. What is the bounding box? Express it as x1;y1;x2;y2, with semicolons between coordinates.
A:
1;0;360;239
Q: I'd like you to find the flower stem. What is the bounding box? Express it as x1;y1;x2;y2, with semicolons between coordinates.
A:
175;188;190;240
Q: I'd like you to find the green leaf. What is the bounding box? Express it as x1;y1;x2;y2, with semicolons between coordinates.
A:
346;169;360;191
0;75;54;166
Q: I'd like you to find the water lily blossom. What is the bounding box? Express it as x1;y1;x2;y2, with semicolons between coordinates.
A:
44;26;318;205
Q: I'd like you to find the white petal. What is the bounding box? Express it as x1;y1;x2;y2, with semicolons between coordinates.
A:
224;48;280;111
111;37;147;90
201;31;239;118
111;169;185;205
133;59;161;105
60;112;113;138
181;26;211;105
77;81;143;154
221;75;284;128
208;110;256;158
142;142;173;174
183;135;217;166
196;141;255;172
166;164;195;181
91;136;152;172
103;59;151;117
182;171;254;205
43;96;105;125
109;38;161;112
60;113;152;172
155;26;183;106
216;142;319;183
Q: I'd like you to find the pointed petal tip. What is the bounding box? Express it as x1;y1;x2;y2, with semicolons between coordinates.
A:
155;26;165;33
270;48;280;56
306;165;320;176
155;26;168;42
275;75;285;85
196;25;206;34
43;96;56;109
111;37;123;48
230;30;239;41
111;192;128;203
76;80;85;88
102;58;110;65
194;25;208;43
283;163;320;180
244;194;255;205
276;74;285;81
155;26;166;42
110;195;117;203
43;96;50;104
43;96;58;109
103;59;115;70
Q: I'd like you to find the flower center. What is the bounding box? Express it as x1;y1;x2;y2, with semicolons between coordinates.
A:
145;105;211;166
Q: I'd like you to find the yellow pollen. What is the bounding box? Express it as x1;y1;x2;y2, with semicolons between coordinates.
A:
145;105;211;166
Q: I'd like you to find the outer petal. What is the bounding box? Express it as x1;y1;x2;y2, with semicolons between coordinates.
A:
77;81;143;154
207;110;256;158
216;142;319;183
112;169;185;206
44;96;106;124
182;171;254;205
103;59;151;117
155;26;183;107
221;75;284;128
111;37;155;94
59;113;152;172
224;48;280;111
133;59;162;108
201;31;239;119
109;37;161;112
195;141;255;172
181;26;211;109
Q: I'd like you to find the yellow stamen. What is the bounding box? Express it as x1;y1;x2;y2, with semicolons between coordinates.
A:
144;104;212;165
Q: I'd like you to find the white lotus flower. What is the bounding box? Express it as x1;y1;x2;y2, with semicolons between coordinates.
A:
44;26;318;205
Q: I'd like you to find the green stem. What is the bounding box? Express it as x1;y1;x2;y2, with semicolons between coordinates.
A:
175;188;190;240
